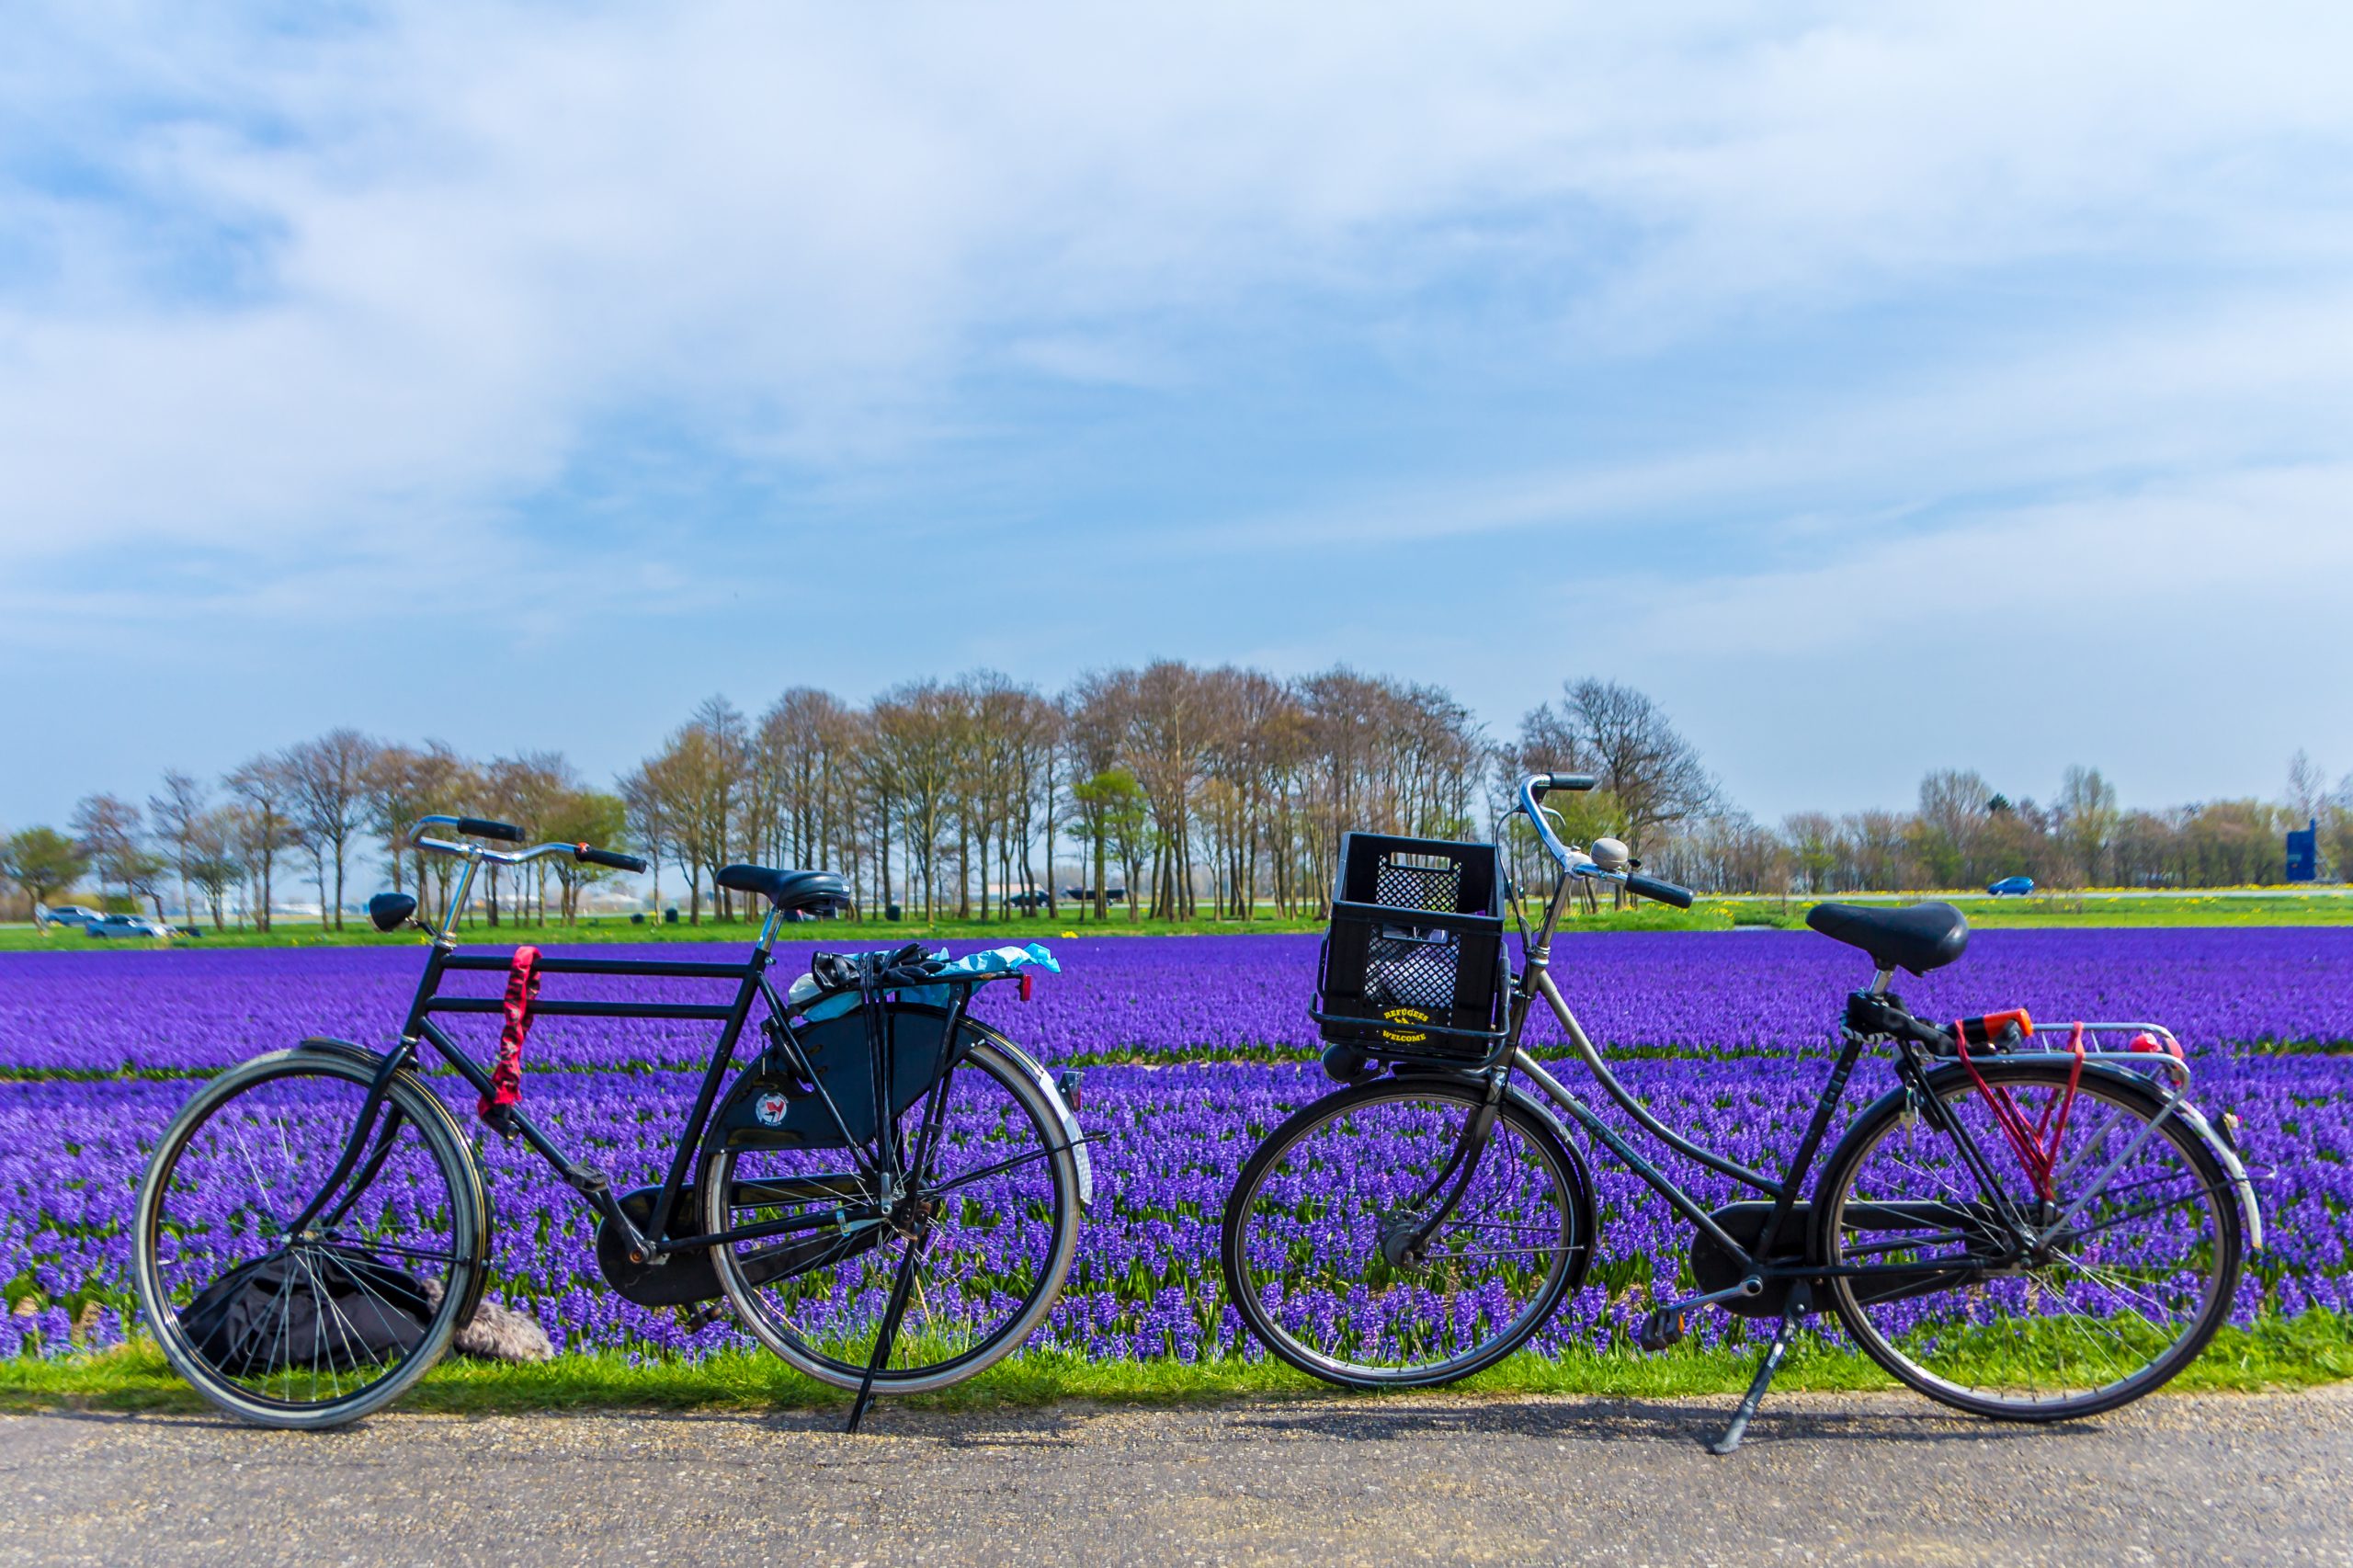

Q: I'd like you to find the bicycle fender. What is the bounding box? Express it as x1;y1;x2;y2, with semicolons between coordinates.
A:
292;1035;392;1069
965;1023;1095;1214
2152;1090;2265;1252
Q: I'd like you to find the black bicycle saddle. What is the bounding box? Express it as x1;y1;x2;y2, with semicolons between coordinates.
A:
1804;901;1970;975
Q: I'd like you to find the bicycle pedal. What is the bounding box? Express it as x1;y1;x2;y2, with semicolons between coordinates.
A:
1636;1307;1689;1353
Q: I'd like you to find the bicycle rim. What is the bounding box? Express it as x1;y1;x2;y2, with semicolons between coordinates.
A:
1222;1078;1581;1389
132;1051;481;1428
708;1038;1079;1392
1822;1063;2241;1420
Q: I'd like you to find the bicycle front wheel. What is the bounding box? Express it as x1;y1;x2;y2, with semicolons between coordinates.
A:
1818;1059;2243;1421
132;1050;485;1428
1221;1075;1587;1389
706;1033;1082;1393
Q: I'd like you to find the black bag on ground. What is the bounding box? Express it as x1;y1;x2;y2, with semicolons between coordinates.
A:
178;1252;434;1376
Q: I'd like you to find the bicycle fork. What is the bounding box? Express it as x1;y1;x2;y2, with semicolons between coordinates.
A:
1384;1079;1507;1267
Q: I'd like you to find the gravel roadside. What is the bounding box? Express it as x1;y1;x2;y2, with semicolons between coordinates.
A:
2;1384;2347;1566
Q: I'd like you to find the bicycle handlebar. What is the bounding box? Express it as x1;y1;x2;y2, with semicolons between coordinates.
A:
409;828;647;875
1529;772;1599;797
1624;871;1695;910
1512;774;1695;908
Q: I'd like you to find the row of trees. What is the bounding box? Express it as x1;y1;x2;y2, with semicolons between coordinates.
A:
6;667;2347;927
615;665;1490;924
1654;760;2350;897
0;735;626;931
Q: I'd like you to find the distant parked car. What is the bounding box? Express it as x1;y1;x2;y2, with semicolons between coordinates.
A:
85;913;167;939
1004;891;1053;912
1986;876;2036;897
39;904;101;928
1061;887;1127;904
172;925;205;938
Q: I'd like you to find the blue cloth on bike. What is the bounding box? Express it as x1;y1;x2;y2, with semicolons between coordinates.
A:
787;943;1059;1020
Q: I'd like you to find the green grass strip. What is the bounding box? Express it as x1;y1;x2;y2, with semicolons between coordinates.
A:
9;888;2350;955
7;1313;2347;1415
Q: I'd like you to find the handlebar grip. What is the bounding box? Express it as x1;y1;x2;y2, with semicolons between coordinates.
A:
1534;773;1599;796
1624;872;1694;910
455;818;523;843
575;846;649;873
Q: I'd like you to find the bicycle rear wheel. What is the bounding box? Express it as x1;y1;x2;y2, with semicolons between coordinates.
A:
132;1050;484;1428
705;1034;1081;1393
1817;1059;2242;1420
1221;1075;1587;1389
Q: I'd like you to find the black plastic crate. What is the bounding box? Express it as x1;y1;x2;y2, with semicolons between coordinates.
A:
1315;833;1509;1063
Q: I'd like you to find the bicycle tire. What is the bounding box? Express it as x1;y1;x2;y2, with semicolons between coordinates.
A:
1221;1074;1588;1390
132;1050;486;1429
705;1032;1082;1393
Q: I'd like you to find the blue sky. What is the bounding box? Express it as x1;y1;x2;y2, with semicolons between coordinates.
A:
5;2;2351;828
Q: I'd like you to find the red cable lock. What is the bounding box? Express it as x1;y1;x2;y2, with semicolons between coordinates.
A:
1954;1017;2084;1201
480;944;541;1123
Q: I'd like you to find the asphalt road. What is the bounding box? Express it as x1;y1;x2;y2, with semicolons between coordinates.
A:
3;1385;2347;1567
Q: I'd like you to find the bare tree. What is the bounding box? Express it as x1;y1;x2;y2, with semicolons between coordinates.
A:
2285;750;2329;826
186;809;243;930
1552;679;1718;854
69;794;156;915
869;682;960;920
1915;768;1995;888
282;730;381;930
2055;765;2120;888
1064;670;1134;922
148;770;210;923
224;756;300;931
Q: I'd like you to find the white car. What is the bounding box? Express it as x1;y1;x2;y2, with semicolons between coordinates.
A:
39;904;101;928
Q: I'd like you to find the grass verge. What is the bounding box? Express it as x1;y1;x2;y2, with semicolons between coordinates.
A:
7;1314;2347;1416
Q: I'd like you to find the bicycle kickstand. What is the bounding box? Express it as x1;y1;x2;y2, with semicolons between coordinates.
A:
1710;1280;1811;1456
844;1230;928;1435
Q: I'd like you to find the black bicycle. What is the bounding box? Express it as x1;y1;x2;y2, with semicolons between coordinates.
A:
132;816;1089;1430
1222;774;2261;1451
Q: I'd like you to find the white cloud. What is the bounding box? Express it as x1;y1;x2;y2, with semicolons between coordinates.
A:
5;0;2350;583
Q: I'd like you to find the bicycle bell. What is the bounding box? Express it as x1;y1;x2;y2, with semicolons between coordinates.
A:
1590;836;1631;872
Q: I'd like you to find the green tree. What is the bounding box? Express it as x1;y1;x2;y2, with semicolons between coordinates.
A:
1071;768;1146;924
544;789;630;924
2;827;89;915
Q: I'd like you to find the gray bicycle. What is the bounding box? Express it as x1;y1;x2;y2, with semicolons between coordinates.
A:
1222;773;2261;1451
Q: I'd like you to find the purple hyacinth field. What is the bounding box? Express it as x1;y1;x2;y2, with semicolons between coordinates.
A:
5;928;2350;1365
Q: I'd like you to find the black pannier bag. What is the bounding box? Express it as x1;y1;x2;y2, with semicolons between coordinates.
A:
1315;832;1509;1069
179;1252;433;1375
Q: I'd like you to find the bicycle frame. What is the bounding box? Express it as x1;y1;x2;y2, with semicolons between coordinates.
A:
313;828;980;1274
1477;778;2259;1305
1491;856;1921;1291
1478;780;2058;1299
